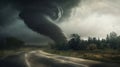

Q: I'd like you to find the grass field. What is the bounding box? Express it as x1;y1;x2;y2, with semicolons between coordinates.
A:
44;49;120;64
0;47;120;64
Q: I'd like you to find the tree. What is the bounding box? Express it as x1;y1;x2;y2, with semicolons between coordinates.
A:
106;32;118;49
68;34;85;50
116;36;120;50
88;37;93;43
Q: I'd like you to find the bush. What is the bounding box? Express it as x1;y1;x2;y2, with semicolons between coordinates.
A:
87;43;97;50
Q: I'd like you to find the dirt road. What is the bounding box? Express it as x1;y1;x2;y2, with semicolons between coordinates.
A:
0;50;120;67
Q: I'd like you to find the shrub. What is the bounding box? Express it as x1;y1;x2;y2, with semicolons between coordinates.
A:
87;43;97;50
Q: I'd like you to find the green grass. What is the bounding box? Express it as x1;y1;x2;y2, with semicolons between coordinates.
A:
43;49;120;64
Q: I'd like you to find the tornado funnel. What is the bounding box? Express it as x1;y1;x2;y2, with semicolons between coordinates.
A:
19;5;67;44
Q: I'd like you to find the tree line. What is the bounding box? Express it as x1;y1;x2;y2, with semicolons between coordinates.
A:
52;32;120;50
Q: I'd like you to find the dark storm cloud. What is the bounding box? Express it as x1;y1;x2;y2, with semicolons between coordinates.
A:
0;5;18;26
0;0;80;25
0;0;80;44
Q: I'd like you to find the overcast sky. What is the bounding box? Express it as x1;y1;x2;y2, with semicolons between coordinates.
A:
1;0;120;43
59;0;120;39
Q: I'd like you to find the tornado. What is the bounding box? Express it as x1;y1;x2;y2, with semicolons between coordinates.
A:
19;4;67;44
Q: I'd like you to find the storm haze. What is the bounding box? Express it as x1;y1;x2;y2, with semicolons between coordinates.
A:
59;0;120;39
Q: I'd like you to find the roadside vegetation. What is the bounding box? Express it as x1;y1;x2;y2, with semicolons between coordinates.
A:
44;49;120;64
47;32;120;63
